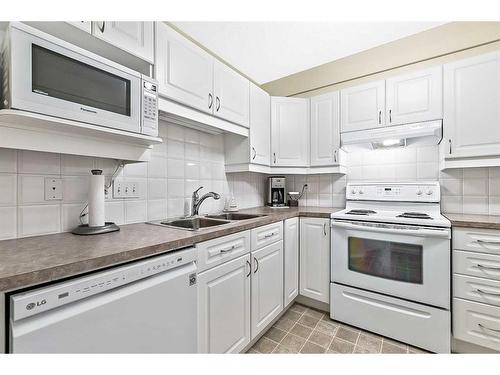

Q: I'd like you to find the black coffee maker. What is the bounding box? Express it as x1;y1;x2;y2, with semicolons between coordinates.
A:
267;176;286;207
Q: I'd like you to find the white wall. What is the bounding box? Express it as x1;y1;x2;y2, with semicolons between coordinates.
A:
0;121;266;240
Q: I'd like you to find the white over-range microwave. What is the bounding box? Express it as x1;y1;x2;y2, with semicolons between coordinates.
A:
1;22;158;137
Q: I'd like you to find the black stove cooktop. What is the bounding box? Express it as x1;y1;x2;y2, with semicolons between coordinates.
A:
397;212;433;220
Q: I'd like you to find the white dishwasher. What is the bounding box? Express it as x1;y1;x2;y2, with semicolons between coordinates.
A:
9;247;198;353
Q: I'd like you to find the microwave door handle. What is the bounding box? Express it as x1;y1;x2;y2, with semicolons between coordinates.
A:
330;221;450;238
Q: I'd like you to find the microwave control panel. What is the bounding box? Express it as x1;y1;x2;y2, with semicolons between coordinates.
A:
141;77;159;136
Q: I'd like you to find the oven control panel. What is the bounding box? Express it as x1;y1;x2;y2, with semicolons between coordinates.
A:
346;183;440;202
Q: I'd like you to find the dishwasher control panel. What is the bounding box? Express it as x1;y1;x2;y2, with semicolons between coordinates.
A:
11;247;196;321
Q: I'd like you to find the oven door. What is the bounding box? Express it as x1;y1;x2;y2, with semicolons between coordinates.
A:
331;220;450;309
9;24;141;133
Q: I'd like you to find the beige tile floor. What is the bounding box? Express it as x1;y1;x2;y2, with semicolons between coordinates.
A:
247;303;429;354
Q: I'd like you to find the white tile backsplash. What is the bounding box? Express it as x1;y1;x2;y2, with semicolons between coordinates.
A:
0;121;264;239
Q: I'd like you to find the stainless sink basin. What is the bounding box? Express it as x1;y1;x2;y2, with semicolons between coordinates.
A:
151;217;231;231
206;213;266;221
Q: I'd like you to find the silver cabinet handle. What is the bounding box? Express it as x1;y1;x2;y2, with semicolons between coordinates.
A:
220;245;236;253
264;232;275;239
273;152;276;164
246;260;251;277
333;149;337;163
477;289;500;297
478;323;500;333
378;110;381;124
253;257;259;273
208;93;213;109
252;147;257;160
323;223;327;236
477;239;500;245
97;21;105;33
216;96;221;112
389;109;392;123
477;264;500;271
449;139;452;154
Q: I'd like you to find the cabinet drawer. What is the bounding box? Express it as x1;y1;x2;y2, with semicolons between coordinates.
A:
332;283;450;353
453;228;500;255
453;298;500;351
196;231;251;272
454;274;500;307
251;221;283;250
453;250;500;281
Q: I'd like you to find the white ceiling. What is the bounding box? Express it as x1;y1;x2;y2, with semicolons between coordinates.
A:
172;22;445;84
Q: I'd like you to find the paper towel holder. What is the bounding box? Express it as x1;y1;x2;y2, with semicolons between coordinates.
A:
72;169;120;235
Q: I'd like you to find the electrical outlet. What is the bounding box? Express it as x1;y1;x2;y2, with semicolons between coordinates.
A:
113;180;140;199
44;178;63;200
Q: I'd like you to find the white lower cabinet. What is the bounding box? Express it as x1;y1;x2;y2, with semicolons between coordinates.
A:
251;241;284;339
197;223;285;352
284;217;299;307
452;227;500;352
300;217;330;304
197;254;251;353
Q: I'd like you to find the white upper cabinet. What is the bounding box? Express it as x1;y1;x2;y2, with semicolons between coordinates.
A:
271;97;310;167
284;217;299;307
341;80;385;132
197;254;251;353
156;23;214;114
251;241;284;339
310;91;341;166
386;66;443;126
213;60;250;127
93;22;154;63
300;217;330;304
249;83;271;165
444;51;500;160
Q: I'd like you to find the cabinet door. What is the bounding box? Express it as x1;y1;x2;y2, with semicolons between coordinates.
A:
300;217;330;304
249;83;271;165
310;91;340;166
386;66;442;126
93;21;154;62
156;23;214;114
271;97;310;167
444;51;500;159
284;217;299;307
340;80;385;132
198;254;251;353
213;60;250;127
251;241;284;339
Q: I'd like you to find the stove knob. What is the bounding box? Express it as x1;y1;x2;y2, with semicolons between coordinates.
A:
358;189;364;195
416;189;423;196
351;189;357;195
426;189;433;195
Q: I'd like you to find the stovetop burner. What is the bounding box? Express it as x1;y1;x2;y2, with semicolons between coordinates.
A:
397;212;433;219
346;209;377;216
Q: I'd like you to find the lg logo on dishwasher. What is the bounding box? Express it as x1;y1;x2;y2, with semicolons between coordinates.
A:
26;299;46;310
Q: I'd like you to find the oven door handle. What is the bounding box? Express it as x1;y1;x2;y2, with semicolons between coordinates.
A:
331;220;451;238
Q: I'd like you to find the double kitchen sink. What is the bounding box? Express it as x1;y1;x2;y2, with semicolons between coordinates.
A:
149;213;267;231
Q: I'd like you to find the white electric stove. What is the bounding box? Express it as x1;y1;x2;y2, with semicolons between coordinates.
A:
330;182;451;353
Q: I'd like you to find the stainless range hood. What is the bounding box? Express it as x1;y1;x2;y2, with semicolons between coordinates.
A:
341;120;443;151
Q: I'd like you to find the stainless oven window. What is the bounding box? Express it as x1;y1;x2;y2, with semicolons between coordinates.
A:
31;44;131;116
348;237;423;284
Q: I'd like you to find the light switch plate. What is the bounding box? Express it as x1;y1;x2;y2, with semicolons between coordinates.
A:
113;180;140;199
44;178;63;200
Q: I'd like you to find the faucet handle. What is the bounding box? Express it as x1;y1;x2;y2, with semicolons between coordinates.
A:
193;186;204;197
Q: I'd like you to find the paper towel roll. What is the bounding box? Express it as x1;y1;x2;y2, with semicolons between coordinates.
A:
88;170;105;227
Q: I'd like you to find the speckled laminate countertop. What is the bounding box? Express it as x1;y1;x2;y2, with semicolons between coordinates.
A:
0;206;343;292
444;213;500;231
